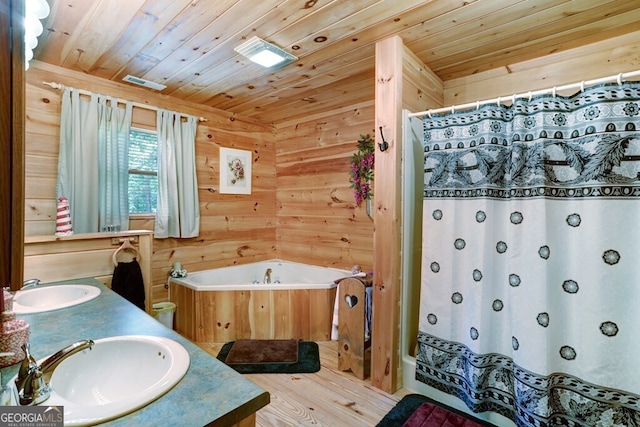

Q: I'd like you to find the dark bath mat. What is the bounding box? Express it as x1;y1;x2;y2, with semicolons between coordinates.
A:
217;340;321;374
226;339;298;364
376;394;496;427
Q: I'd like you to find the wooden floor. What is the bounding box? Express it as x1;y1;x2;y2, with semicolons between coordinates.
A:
198;341;409;427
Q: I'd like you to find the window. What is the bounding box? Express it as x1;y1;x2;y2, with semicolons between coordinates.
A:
128;128;158;214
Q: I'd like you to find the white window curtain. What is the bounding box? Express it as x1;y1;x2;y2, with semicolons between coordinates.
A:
154;109;200;238
97;96;132;232
57;87;132;233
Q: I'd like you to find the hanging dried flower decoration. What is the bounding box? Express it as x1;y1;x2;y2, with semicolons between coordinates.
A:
349;134;374;207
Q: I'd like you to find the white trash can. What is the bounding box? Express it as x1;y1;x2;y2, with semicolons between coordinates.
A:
152;302;176;329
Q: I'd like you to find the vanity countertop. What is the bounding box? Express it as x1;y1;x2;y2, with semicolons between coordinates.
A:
1;279;269;426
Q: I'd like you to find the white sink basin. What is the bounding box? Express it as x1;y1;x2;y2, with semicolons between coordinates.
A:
13;284;101;314
44;335;190;426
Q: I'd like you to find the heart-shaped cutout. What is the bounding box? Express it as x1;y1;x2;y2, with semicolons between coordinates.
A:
345;294;358;308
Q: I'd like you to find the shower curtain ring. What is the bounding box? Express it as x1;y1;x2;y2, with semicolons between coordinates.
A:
617;73;623;85
580;81;585;92
528;91;532;102
378;126;389;152
552;87;557;97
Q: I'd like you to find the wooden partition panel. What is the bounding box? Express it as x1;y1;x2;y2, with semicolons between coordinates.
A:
372;36;404;393
24;231;153;313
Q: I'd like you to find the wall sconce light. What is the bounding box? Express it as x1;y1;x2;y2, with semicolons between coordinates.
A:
25;0;50;70
234;36;298;68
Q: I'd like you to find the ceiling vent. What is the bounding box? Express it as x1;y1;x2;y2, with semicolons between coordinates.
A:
122;75;167;91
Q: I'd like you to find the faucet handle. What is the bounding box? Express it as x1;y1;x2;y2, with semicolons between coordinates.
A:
16;343;49;406
18;344;36;377
21;279;40;290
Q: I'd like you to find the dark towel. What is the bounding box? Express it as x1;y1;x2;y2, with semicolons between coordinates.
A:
112;259;145;310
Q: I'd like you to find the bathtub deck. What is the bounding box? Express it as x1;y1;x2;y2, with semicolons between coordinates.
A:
171;282;337;343
198;341;410;426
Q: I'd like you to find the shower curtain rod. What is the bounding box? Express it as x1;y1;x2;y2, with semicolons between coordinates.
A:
42;81;208;122
408;69;640;119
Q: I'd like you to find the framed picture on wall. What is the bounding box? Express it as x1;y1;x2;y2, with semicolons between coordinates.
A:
219;147;252;194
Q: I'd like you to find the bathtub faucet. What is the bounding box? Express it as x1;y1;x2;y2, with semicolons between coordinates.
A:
263;268;272;284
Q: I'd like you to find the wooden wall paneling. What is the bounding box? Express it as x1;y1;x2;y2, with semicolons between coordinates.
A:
24;61;277;305
272;290;292;339
402;48;444;112
214;290;237;343
250;291;273;339
290;289;310;340
170;281;197;341
263;75;375;125
444;30;640;107
418;0;640;80
195;291;215;343
308;288;337;342
234;290;252;340
372;36;404;393
275;99;375;272
276;101;374;145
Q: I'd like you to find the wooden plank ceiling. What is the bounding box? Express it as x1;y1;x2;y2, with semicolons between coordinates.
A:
33;0;640;124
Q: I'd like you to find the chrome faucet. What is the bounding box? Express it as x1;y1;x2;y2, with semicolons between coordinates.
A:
16;339;94;405
22;278;40;290
263;268;272;284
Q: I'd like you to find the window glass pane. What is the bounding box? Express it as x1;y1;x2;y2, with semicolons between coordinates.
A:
129;129;157;171
128;173;157;214
129;128;158;214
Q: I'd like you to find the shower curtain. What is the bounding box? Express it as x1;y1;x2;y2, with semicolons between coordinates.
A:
415;82;640;426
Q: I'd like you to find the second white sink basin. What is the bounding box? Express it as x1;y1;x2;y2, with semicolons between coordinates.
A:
45;335;190;426
13;284;101;314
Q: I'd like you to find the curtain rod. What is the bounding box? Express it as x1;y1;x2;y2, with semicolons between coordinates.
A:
42;81;208;122
408;69;640;119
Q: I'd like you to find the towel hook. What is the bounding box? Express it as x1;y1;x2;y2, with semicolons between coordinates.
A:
378;126;389;152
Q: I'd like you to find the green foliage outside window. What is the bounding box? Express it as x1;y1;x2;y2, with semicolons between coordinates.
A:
128;128;158;214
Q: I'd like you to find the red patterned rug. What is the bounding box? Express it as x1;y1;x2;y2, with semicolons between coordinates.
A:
376;394;497;427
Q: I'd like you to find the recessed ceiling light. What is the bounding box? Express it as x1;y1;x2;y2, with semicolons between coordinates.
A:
234;36;298;68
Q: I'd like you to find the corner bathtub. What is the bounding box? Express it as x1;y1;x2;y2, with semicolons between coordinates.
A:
169;260;351;343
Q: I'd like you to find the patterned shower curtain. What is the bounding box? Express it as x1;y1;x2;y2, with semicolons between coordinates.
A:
415;82;640;426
